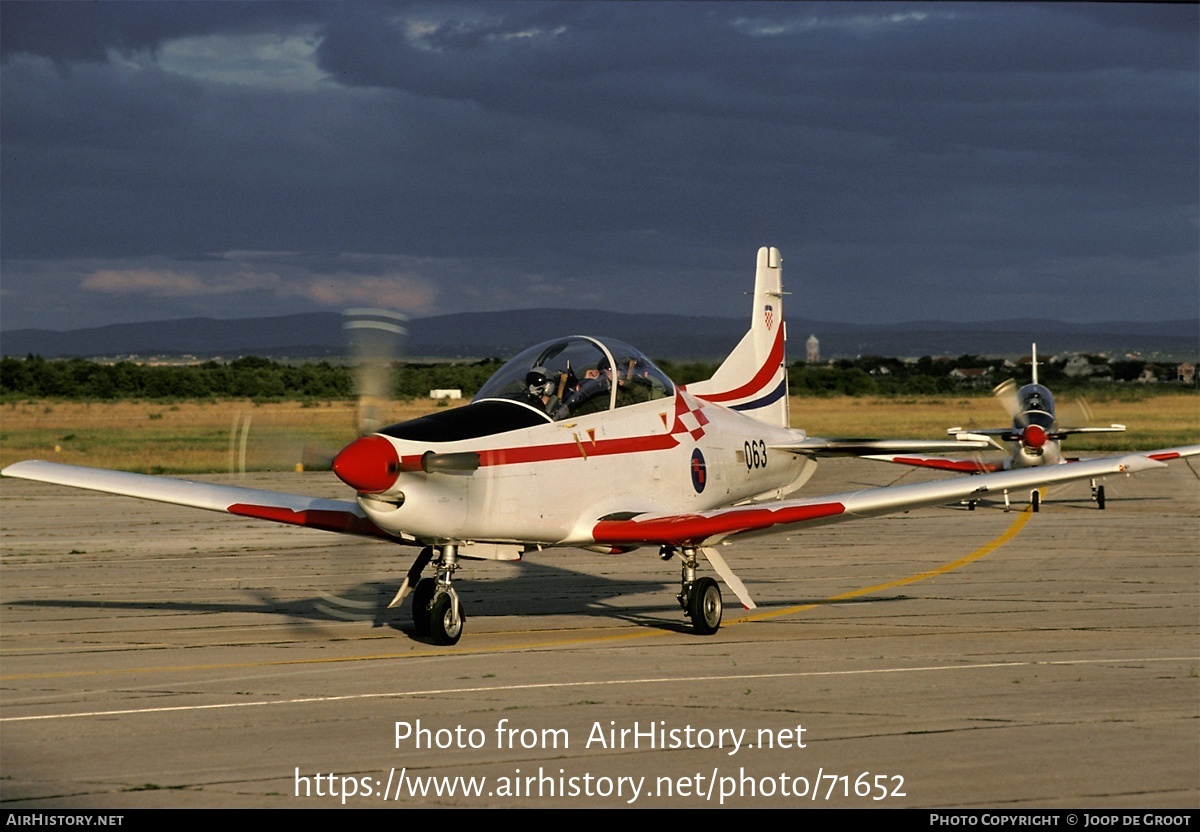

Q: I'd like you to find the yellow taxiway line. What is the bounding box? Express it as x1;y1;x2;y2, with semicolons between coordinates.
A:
738;497;1039;624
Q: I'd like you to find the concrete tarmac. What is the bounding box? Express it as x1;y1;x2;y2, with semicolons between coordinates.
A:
2;458;1197;808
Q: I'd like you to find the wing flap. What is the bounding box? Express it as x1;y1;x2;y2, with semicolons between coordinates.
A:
2;460;391;540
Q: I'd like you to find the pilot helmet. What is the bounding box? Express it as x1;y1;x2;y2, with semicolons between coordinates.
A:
525;366;554;398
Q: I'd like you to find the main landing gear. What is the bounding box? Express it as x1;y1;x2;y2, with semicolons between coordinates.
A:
404;545;465;645
1090;478;1106;510
1000;488;1042;512
664;546;723;635
400;542;731;644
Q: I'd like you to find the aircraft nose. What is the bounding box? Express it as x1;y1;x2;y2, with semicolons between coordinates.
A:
333;435;401;493
1021;424;1048;449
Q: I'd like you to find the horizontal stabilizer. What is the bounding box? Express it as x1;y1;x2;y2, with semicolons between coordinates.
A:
1051;424;1126;437
777;436;991;457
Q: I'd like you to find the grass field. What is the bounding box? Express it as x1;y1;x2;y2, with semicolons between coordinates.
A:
1;394;1196;474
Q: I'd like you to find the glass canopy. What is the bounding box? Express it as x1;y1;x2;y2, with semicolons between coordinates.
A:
474;336;675;420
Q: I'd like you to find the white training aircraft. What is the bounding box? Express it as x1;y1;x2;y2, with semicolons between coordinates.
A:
3;248;1195;644
859;344;1184;511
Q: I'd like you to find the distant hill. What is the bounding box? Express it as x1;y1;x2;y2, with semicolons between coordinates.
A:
2;310;1196;361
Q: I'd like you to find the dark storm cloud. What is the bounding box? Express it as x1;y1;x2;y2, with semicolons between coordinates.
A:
0;1;324;63
1;2;1196;331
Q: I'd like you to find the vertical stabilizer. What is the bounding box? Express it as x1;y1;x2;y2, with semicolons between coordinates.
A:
1031;343;1039;385
686;247;789;427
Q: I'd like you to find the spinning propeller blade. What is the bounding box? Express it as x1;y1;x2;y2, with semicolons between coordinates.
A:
344;308;408;436
993;377;1022;424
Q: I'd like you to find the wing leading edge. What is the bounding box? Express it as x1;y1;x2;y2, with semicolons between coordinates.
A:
1;460;393;540
591;452;1170;548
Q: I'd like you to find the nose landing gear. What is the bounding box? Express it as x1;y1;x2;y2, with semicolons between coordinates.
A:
400;544;465;645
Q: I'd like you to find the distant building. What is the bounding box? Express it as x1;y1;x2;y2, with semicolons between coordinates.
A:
806;334;819;364
1177;363;1195;384
1063;354;1094;377
949;367;990;384
430;389;462;399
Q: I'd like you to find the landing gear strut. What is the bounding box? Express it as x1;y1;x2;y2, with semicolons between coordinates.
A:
405;544;465;645
671;546;723;635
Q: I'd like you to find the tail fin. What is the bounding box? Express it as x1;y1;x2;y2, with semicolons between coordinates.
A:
686;246;789;427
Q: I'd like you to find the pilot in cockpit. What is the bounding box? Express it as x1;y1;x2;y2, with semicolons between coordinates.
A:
524;366;560;414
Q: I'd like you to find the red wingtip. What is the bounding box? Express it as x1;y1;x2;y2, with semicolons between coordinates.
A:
333;435;401;493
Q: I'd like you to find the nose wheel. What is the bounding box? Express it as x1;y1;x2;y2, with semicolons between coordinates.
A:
406;544;465;645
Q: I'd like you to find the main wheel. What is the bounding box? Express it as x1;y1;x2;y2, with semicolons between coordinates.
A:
1096;484;1106;510
411;578;437;636
1031;490;1041;512
687;577;722;636
428;592;464;646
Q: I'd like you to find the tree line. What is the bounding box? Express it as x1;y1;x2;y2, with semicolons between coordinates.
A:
0;355;503;401
1;354;1189;402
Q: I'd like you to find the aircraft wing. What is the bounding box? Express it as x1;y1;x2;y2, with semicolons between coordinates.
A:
1;460;394;541
591;452;1168;548
776;436;992;457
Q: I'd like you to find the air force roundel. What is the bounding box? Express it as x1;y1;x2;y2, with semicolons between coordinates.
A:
690;448;707;493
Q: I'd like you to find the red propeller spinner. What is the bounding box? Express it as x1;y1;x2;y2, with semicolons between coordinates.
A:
333;435;401;493
1020;423;1048;450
